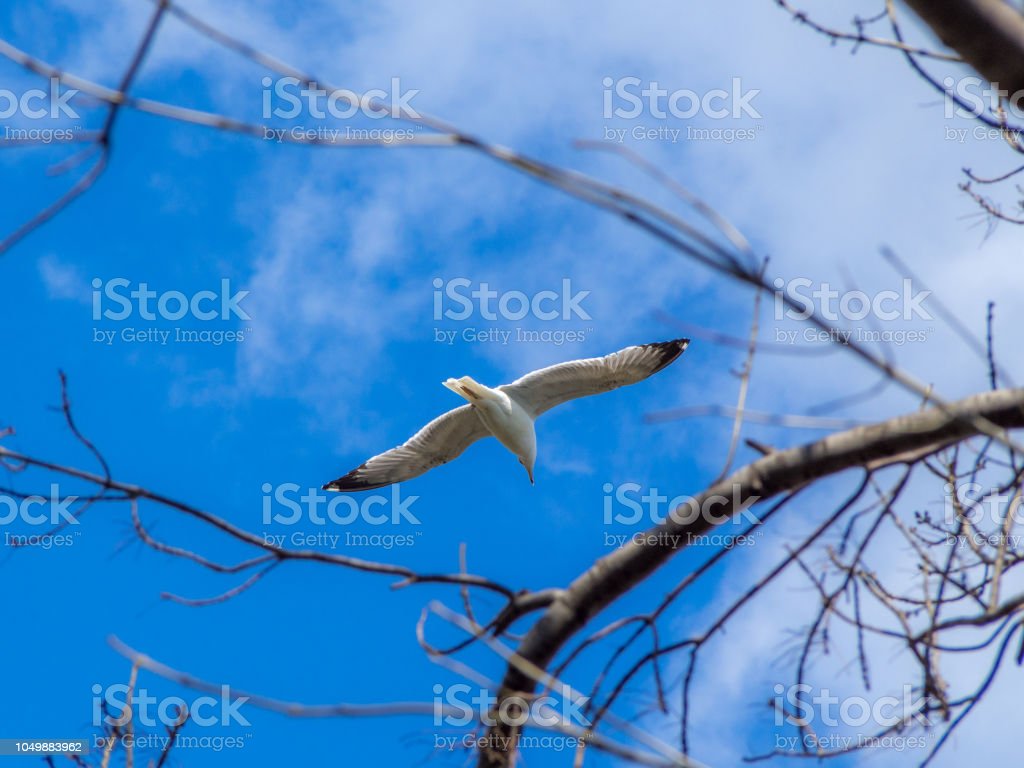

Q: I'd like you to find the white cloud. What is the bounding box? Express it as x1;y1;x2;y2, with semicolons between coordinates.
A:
19;1;1024;763
37;253;89;302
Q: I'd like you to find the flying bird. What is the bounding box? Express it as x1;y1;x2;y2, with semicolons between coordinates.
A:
323;338;690;492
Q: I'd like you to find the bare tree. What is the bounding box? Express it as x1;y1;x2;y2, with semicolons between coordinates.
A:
3;2;1024;767
776;0;1024;227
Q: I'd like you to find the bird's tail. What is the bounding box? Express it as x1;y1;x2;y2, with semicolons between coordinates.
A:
443;376;494;403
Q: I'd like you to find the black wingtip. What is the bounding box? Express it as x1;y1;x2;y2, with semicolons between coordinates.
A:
322;476;375;492
643;337;690;374
321;462;389;493
325;462;366;493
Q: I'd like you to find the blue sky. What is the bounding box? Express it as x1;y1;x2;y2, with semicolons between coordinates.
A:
1;1;1022;766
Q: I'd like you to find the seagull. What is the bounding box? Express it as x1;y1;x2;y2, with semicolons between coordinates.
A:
323;338;690;492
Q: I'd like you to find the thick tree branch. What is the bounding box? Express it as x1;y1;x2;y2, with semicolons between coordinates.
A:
902;0;1024;93
479;387;1024;767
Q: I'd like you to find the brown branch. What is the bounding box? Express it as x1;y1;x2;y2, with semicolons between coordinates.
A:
773;0;962;61
0;0;169;254
0;441;517;598
477;387;1024;766
901;0;1024;94
0;2;1017;463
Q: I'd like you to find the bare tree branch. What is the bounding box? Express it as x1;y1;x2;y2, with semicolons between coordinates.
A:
901;0;1024;93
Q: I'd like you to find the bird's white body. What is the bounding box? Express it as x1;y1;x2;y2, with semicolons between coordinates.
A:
323;338;690;492
443;376;537;482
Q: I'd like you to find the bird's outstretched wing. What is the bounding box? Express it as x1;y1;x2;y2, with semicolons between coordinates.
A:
323;405;489;492
500;338;690;417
